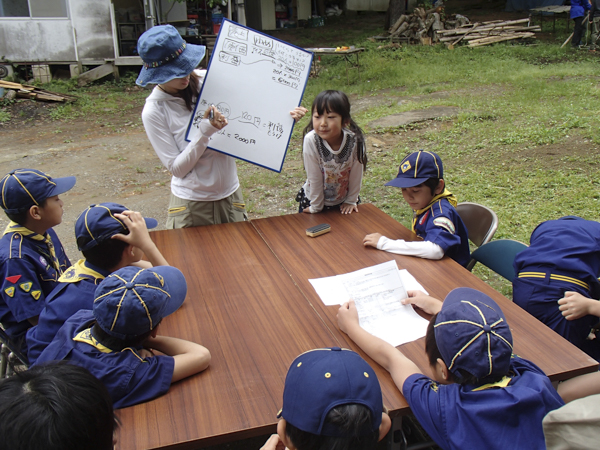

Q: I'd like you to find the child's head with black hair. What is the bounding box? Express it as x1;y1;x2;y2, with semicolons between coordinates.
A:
0;362;116;450
75;203;158;271
385;150;446;211
276;347;391;450
425;288;514;386
0;168;75;230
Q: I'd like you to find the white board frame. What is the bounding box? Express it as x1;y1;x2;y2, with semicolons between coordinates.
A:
185;19;313;173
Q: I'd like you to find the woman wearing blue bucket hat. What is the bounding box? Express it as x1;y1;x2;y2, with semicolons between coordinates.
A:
137;25;306;228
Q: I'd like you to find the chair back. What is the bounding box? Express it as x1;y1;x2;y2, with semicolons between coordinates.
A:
0;326;29;378
456;202;499;271
470;239;528;282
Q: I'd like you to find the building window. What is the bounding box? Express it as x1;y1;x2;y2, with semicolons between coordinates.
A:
0;0;68;18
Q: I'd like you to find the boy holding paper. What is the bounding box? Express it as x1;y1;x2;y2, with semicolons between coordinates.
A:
338;287;564;450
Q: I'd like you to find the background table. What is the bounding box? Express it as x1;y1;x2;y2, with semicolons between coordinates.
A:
115;204;597;450
305;47;365;83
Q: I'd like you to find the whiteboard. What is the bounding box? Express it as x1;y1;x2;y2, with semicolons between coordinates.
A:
185;19;313;173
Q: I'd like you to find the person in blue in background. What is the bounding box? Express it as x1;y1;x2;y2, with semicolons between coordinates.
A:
0;168;75;351
570;0;591;48
363;150;470;267
26;203;166;365
513;216;600;360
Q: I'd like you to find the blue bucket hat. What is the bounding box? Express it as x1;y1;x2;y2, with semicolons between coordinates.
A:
434;288;513;380
385;150;443;188
136;25;206;87
0;168;76;214
278;347;383;437
75;203;158;251
93;266;187;340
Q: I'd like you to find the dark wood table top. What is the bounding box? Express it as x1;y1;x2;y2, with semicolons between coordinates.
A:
115;204;598;450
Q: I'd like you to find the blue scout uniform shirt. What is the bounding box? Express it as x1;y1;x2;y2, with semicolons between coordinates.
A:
413;193;470;268
403;356;564;450
513;216;600;355
0;225;70;342
34;310;175;409
26;259;110;365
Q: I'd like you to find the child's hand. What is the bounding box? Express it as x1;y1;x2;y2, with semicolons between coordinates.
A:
112;211;151;248
290;106;308;122
401;290;443;315
260;434;287;450
337;301;360;334
363;233;383;248
340;203;358;214
558;291;597;320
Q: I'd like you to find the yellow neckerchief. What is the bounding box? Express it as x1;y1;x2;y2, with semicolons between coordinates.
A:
58;259;105;284
412;188;458;233
73;327;146;361
73;327;113;353
471;375;512;392
3;221;62;273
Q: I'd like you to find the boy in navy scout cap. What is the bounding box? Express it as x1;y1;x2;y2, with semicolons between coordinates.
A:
34;265;211;409
0;168;76;349
338;288;564;450
261;347;391;450
26;202;166;365
513;216;600;361
363;150;470;267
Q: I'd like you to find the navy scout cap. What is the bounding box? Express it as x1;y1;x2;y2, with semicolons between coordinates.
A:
93;266;187;340
75;203;158;251
385;150;443;188
278;347;383;437
435;288;513;380
0;168;76;214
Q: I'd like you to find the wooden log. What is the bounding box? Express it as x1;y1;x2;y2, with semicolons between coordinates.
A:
468;32;535;47
390;14;408;34
390;21;410;37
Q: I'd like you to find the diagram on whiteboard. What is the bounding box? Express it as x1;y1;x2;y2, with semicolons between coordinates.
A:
185;19;313;172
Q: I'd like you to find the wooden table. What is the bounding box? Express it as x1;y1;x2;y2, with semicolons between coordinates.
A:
305;47;365;83
115;204;598;450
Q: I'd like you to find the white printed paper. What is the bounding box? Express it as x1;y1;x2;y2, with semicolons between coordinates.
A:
308;261;430;346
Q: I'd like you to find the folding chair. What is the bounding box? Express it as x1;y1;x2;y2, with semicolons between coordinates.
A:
456;202;499;271
0;326;29;378
470;239;528;282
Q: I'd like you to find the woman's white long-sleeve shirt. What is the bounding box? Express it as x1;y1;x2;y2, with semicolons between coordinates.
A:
302;129;364;214
141;72;239;202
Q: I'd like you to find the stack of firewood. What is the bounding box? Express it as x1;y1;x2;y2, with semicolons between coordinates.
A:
437;19;541;48
388;11;540;47
388;6;449;45
0;80;76;102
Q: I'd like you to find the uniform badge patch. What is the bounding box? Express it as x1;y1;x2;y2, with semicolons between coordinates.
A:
39;256;47;266
433;217;456;234
430;381;439;393
419;210;430;226
31;290;42;300
401;161;412;173
5;275;21;284
4;287;15;298
19;281;33;292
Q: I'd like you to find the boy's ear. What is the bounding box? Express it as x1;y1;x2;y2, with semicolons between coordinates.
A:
378;412;392;442
434;179;445;195
277;419;295;450
28;205;42;221
436;358;450;382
